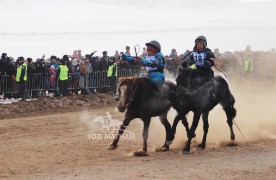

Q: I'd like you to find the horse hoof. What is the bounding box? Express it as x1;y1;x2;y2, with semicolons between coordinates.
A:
133;150;148;157
182;147;190;154
197;144;206;150
160;146;170;152
106;144;117;150
182;150;190;154
165;140;173;146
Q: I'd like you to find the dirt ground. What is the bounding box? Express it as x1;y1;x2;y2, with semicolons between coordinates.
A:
0;93;116;119
0;83;276;179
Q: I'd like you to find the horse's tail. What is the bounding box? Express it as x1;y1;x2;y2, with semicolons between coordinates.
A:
221;90;236;119
215;76;236;118
223;105;237;119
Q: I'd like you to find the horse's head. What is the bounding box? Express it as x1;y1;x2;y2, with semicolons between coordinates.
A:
176;68;191;88
116;77;137;112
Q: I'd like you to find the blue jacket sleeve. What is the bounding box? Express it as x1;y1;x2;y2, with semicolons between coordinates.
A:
122;54;134;62
141;57;159;67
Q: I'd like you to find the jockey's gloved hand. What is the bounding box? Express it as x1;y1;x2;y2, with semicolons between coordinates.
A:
205;61;211;68
134;57;141;64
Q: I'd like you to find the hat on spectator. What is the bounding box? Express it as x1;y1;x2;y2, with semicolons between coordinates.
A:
62;55;69;61
85;54;90;59
60;59;66;64
51;55;57;60
27;58;32;63
18;56;24;61
102;51;107;56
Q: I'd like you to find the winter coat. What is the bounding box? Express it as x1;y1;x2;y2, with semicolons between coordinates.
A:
79;63;86;75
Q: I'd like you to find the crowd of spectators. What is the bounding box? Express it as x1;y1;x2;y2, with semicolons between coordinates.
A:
1;45;275;99
164;46;276;81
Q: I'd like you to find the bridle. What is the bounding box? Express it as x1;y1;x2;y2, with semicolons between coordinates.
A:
124;78;138;107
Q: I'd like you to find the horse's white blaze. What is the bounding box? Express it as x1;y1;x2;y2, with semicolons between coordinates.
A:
119;85;127;98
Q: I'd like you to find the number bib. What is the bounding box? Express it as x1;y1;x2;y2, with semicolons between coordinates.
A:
145;56;158;72
192;52;207;67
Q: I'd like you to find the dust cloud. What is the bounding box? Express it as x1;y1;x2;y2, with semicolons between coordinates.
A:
77;75;276;150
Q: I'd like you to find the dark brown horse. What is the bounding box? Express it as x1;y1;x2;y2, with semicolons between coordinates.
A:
107;77;177;156
172;68;237;153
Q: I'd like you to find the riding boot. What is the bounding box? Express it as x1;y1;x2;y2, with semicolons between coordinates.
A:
153;79;163;90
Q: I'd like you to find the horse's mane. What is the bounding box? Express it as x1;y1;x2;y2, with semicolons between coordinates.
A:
119;77;150;87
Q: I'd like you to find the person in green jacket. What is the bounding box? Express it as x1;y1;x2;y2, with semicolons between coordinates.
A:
56;56;69;96
16;57;28;101
107;57;119;96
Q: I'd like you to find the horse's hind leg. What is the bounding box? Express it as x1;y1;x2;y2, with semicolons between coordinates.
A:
198;112;209;149
224;106;236;140
107;113;135;150
133;118;151;156
159;112;174;151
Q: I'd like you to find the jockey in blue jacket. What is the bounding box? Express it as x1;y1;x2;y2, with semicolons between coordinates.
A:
122;40;165;88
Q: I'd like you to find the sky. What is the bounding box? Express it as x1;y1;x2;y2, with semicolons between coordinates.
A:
0;0;275;57
0;0;275;34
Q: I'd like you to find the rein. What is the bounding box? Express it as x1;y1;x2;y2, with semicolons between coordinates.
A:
215;66;228;79
124;78;138;107
178;80;213;95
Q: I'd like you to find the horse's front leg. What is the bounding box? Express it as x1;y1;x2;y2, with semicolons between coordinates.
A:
181;114;191;138
172;110;192;139
198;112;209;149
183;112;201;153
133;118;151;156
171;113;181;137
107;113;134;150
